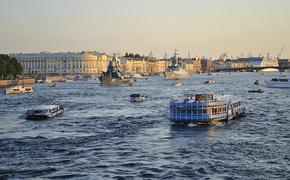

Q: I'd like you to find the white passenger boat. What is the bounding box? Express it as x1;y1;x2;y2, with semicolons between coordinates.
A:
5;85;33;95
25;102;64;120
265;76;290;88
170;93;246;125
130;93;146;102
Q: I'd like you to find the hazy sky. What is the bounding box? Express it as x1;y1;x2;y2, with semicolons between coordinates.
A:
1;0;290;58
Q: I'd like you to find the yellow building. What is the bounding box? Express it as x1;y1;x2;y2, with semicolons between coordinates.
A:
120;58;170;74
12;52;111;75
180;58;201;73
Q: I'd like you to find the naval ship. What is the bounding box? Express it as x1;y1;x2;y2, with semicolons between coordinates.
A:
164;50;190;80
99;56;131;85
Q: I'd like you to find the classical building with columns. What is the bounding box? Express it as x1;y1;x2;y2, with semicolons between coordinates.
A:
11;51;111;75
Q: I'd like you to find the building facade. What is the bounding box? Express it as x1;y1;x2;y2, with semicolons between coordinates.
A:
180;58;201;73
11;52;111;75
201;59;213;72
119;58;171;75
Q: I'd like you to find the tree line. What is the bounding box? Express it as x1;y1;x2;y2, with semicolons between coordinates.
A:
124;52;142;59
0;54;23;80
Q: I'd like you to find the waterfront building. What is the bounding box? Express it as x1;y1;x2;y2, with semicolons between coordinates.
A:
146;59;169;74
201;58;213;72
179;58;201;73
121;58;147;74
119;57;170;75
226;59;249;69
11;52;111;75
239;56;278;68
213;56;278;71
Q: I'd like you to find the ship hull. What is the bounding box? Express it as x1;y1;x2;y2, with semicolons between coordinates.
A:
99;76;131;85
164;71;190;80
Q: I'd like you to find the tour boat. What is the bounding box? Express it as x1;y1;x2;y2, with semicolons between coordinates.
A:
164;50;190;80
5;85;33;95
99;56;131;85
130;93;146;102
25;102;64;120
170;93;246;125
265;76;290;88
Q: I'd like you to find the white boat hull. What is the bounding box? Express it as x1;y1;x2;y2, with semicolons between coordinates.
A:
265;81;290;88
130;97;146;102
164;71;190;80
5;86;33;95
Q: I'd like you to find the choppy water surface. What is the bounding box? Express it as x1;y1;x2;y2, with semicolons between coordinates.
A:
0;72;289;179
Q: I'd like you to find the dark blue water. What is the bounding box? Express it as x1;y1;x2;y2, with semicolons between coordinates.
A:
0;72;289;179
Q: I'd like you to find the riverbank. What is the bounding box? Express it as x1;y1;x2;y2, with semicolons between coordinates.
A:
0;78;35;87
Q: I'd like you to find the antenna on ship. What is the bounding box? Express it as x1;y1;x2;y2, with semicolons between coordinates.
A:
174;48;179;56
277;45;285;59
164;52;167;60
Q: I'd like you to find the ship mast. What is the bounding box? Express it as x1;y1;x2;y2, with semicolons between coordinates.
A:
172;48;179;66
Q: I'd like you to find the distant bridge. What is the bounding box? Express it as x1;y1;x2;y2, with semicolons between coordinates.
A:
213;66;289;72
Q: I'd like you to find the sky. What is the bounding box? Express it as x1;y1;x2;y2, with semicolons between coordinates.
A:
0;0;290;59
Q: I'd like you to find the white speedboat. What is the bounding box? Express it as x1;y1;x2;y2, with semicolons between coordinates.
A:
205;79;215;84
25;102;64;120
65;79;73;83
130;93;146;102
5;85;33;94
174;81;182;87
265;76;290;88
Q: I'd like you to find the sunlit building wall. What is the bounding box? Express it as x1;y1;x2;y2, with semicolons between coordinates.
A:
11;52;111;75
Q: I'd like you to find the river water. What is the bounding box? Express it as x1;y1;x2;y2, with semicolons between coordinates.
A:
0;72;289;179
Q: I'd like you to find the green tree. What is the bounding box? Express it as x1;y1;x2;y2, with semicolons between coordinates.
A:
0;54;23;79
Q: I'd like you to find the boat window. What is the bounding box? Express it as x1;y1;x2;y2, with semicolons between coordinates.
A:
271;78;278;82
279;79;288;82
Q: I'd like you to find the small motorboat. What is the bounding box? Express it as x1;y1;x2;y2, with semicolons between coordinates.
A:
130;93;146;102
5;85;33;94
205;79;215;84
174;81;182;87
128;79;135;87
25;102;64;120
248;89;264;93
254;80;259;85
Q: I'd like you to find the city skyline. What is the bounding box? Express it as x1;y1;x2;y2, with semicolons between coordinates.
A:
1;0;290;58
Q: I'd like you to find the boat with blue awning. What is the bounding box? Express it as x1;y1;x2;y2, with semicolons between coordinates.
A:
170;93;245;125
